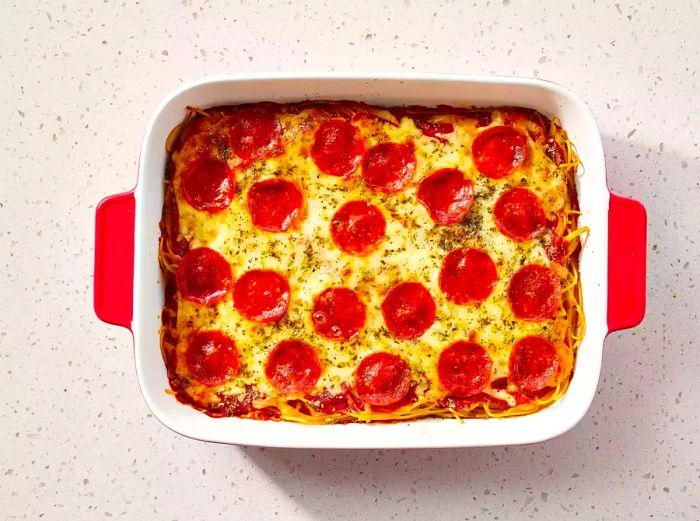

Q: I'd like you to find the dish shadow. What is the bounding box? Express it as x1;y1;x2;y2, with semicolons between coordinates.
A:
236;133;691;519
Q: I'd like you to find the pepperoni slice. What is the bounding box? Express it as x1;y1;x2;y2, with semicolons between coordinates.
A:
312;287;366;341
265;339;321;394
545;137;565;165
176;247;232;306
471;126;529;179
247;179;303;232
233;269;290;323
416;168;475;225
501;108;547;142
415;120;454;141
439;248;497;305
330;200;386;256
362;141;416;193
493;187;546;241
179;157;234;212
381;282;436;340
311;119;364;177
546;234;567;263
354;352;412;406
437;341;493;397
507;265;561;320
509;336;559;392
228;107;283;161
185;330;239;386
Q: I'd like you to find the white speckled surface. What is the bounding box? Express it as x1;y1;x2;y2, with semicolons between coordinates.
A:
1;0;698;518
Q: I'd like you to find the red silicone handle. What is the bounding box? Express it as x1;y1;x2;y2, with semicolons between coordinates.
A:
607;192;647;332
94;190;135;329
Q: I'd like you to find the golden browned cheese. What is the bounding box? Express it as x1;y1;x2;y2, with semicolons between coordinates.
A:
160;103;584;423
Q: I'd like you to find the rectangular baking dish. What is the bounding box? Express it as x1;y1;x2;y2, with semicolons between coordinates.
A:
94;73;646;448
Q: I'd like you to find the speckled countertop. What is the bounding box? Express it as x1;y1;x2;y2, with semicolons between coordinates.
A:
1;1;698;519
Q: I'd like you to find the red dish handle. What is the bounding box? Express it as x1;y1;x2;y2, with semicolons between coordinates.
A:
94;190;135;329
608;192;647;333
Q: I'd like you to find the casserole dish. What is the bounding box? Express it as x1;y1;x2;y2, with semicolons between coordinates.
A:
94;73;646;448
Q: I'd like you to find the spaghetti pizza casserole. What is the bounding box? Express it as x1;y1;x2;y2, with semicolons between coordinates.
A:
159;102;586;423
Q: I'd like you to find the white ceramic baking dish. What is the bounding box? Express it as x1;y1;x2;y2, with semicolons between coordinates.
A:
94;73;646;448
